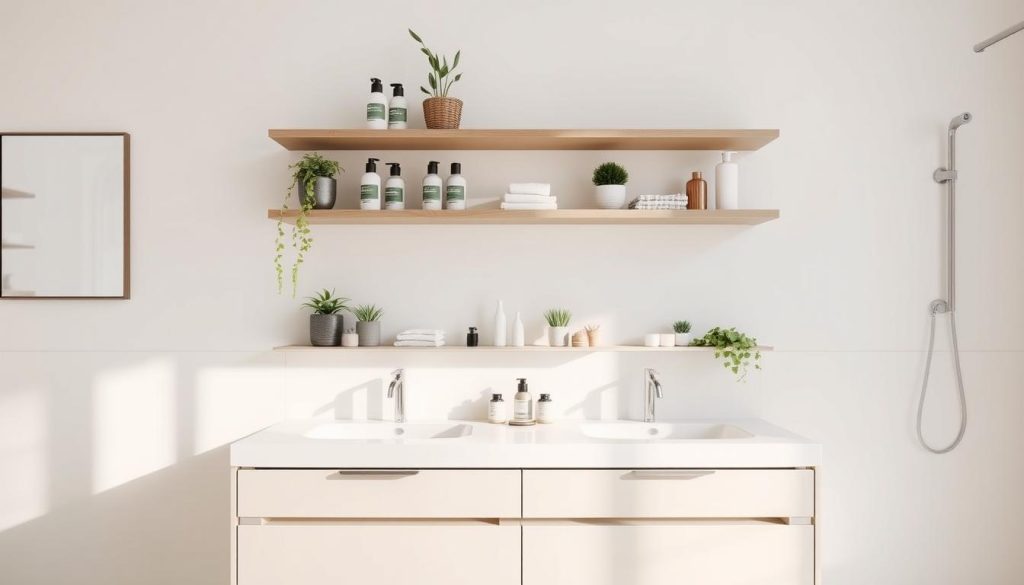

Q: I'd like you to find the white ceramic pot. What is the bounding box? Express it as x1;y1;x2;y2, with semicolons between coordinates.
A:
674;333;692;346
595;184;627;209
548;326;569;347
644;333;661;347
659;333;675;347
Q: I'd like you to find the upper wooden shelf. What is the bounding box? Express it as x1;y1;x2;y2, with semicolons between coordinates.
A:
268;209;779;226
275;344;773;353
268;129;780;151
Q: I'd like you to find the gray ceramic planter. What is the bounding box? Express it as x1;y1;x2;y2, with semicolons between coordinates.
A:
356;321;380;347
309;176;337;210
310;314;342;346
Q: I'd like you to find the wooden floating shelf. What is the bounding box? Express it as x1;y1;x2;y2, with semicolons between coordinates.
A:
275;345;773;353
1;188;35;199
268;129;779;151
1;243;35;250
268;209;779;226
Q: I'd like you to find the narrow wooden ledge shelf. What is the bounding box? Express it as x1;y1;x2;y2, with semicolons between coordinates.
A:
1;243;35;250
274;345;773;353
269;129;779;151
268;209;779;226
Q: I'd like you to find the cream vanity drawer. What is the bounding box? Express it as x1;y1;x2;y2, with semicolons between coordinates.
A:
522;469;813;519
237;469;520;518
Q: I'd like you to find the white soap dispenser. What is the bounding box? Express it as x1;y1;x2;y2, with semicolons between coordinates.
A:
384;162;405;210
388;83;407;129
509;378;535;426
360;157;382;210
366;78;387;129
715;151;739;209
422;160;442;210
493;300;507;347
445;162;466;210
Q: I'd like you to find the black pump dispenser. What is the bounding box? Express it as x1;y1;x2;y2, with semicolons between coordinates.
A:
386;162;401;176
427;160;439;174
370;77;383;92
517;378;528;392
390;83;404;97
365;158;379;173
450;162;462;174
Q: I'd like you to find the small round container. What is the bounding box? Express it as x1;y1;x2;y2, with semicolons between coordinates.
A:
659;333;675;347
644;334;661;347
341;332;359;347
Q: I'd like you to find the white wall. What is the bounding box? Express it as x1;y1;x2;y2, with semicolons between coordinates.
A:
1;0;1022;583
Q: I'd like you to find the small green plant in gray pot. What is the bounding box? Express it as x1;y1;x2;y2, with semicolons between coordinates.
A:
673;320;692;346
302;289;350;346
592;162;629;209
353;304;384;347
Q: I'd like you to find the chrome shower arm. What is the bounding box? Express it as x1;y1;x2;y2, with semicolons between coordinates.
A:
974;20;1024;52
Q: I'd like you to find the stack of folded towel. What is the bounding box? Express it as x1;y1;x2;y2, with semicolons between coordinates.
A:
394;329;446;347
500;182;557;210
628;193;689;210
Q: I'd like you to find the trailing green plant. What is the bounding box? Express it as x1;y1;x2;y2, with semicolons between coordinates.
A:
353;304;384;322
409;29;462;97
543;308;572;328
274;153;343;297
689;327;761;382
673;320;692;334
301;289;350;315
592;162;629;186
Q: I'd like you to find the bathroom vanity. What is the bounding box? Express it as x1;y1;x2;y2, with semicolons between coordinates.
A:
230;420;820;585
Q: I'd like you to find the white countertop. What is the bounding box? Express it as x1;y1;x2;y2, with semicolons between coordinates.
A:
230;419;821;469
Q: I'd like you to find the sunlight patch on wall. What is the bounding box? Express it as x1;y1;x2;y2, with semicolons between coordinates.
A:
91;359;176;494
193;366;283;454
0;388;48;531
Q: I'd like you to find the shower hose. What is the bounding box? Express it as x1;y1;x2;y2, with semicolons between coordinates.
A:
916;301;968;454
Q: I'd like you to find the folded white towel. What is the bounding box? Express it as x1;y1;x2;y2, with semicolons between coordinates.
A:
503;193;557;204
398;329;445;336
508;183;551;197
631;203;689;210
397;333;446;342
394;339;446;347
635;193;687;201
501;202;558;210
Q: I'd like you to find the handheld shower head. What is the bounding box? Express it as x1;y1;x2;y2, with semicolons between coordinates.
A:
949;112;972;131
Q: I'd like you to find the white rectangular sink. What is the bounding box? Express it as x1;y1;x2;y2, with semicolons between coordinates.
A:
231;419;820;469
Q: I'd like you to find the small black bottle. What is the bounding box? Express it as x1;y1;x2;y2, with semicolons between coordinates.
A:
467;327;479;347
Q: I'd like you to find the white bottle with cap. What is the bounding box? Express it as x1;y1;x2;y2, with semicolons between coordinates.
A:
384;162;405;210
715;151;739;209
445;162;467;210
387;83;407;129
360;158;382;210
366;78;387;129
422;161;442;210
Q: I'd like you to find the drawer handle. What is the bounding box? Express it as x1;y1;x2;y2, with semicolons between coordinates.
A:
627;470;716;480
335;470;420;479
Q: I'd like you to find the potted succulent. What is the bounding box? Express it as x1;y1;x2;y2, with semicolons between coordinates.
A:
302;289;350;346
274;153;344;297
353;304;384;347
673;320;692;346
690;326;762;381
543;308;572;347
409;29;463;129
592;162;629;209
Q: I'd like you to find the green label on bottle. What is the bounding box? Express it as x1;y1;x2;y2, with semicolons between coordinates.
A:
422;185;441;201
360;184;379;201
366;103;385;120
446;185;465;201
385;187;404;203
388;107;407;123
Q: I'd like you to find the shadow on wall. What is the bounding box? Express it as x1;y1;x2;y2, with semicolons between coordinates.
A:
0;351;284;585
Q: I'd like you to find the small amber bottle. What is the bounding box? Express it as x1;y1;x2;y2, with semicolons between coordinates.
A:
686;171;708;210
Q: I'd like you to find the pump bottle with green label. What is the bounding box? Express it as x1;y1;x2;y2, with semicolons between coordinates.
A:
366;78;387;129
360;158;381;210
384;162;405;210
422;161;442;210
388;83;407;129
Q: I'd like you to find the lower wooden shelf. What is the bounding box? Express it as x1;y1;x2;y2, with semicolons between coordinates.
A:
268;209;779;226
274;344;772;353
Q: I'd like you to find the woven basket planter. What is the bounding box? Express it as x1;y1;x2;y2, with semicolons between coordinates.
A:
423;97;463;129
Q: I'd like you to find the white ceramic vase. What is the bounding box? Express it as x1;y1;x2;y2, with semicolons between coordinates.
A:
548;326;569;347
595;184;626;209
675;333;692;346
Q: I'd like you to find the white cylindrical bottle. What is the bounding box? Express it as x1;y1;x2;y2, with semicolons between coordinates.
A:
445;162;467;210
366;78;387;130
360;158;382;210
512;312;525;347
715;151;739;210
422;161;442;210
509;378;535;426
384;162;405;210
493;300;507;347
388;83;407;129
488;394;507;424
536;394;554;424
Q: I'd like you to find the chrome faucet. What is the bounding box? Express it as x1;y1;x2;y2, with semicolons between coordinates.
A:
387;369;405;423
643;368;663;423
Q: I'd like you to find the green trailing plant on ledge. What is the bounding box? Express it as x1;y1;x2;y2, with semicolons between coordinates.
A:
543;308;572;328
301;289;350;315
353;304;384;322
673;320;692;334
592;162;629;186
274;153;343;297
409;29;462;97
690;326;761;381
